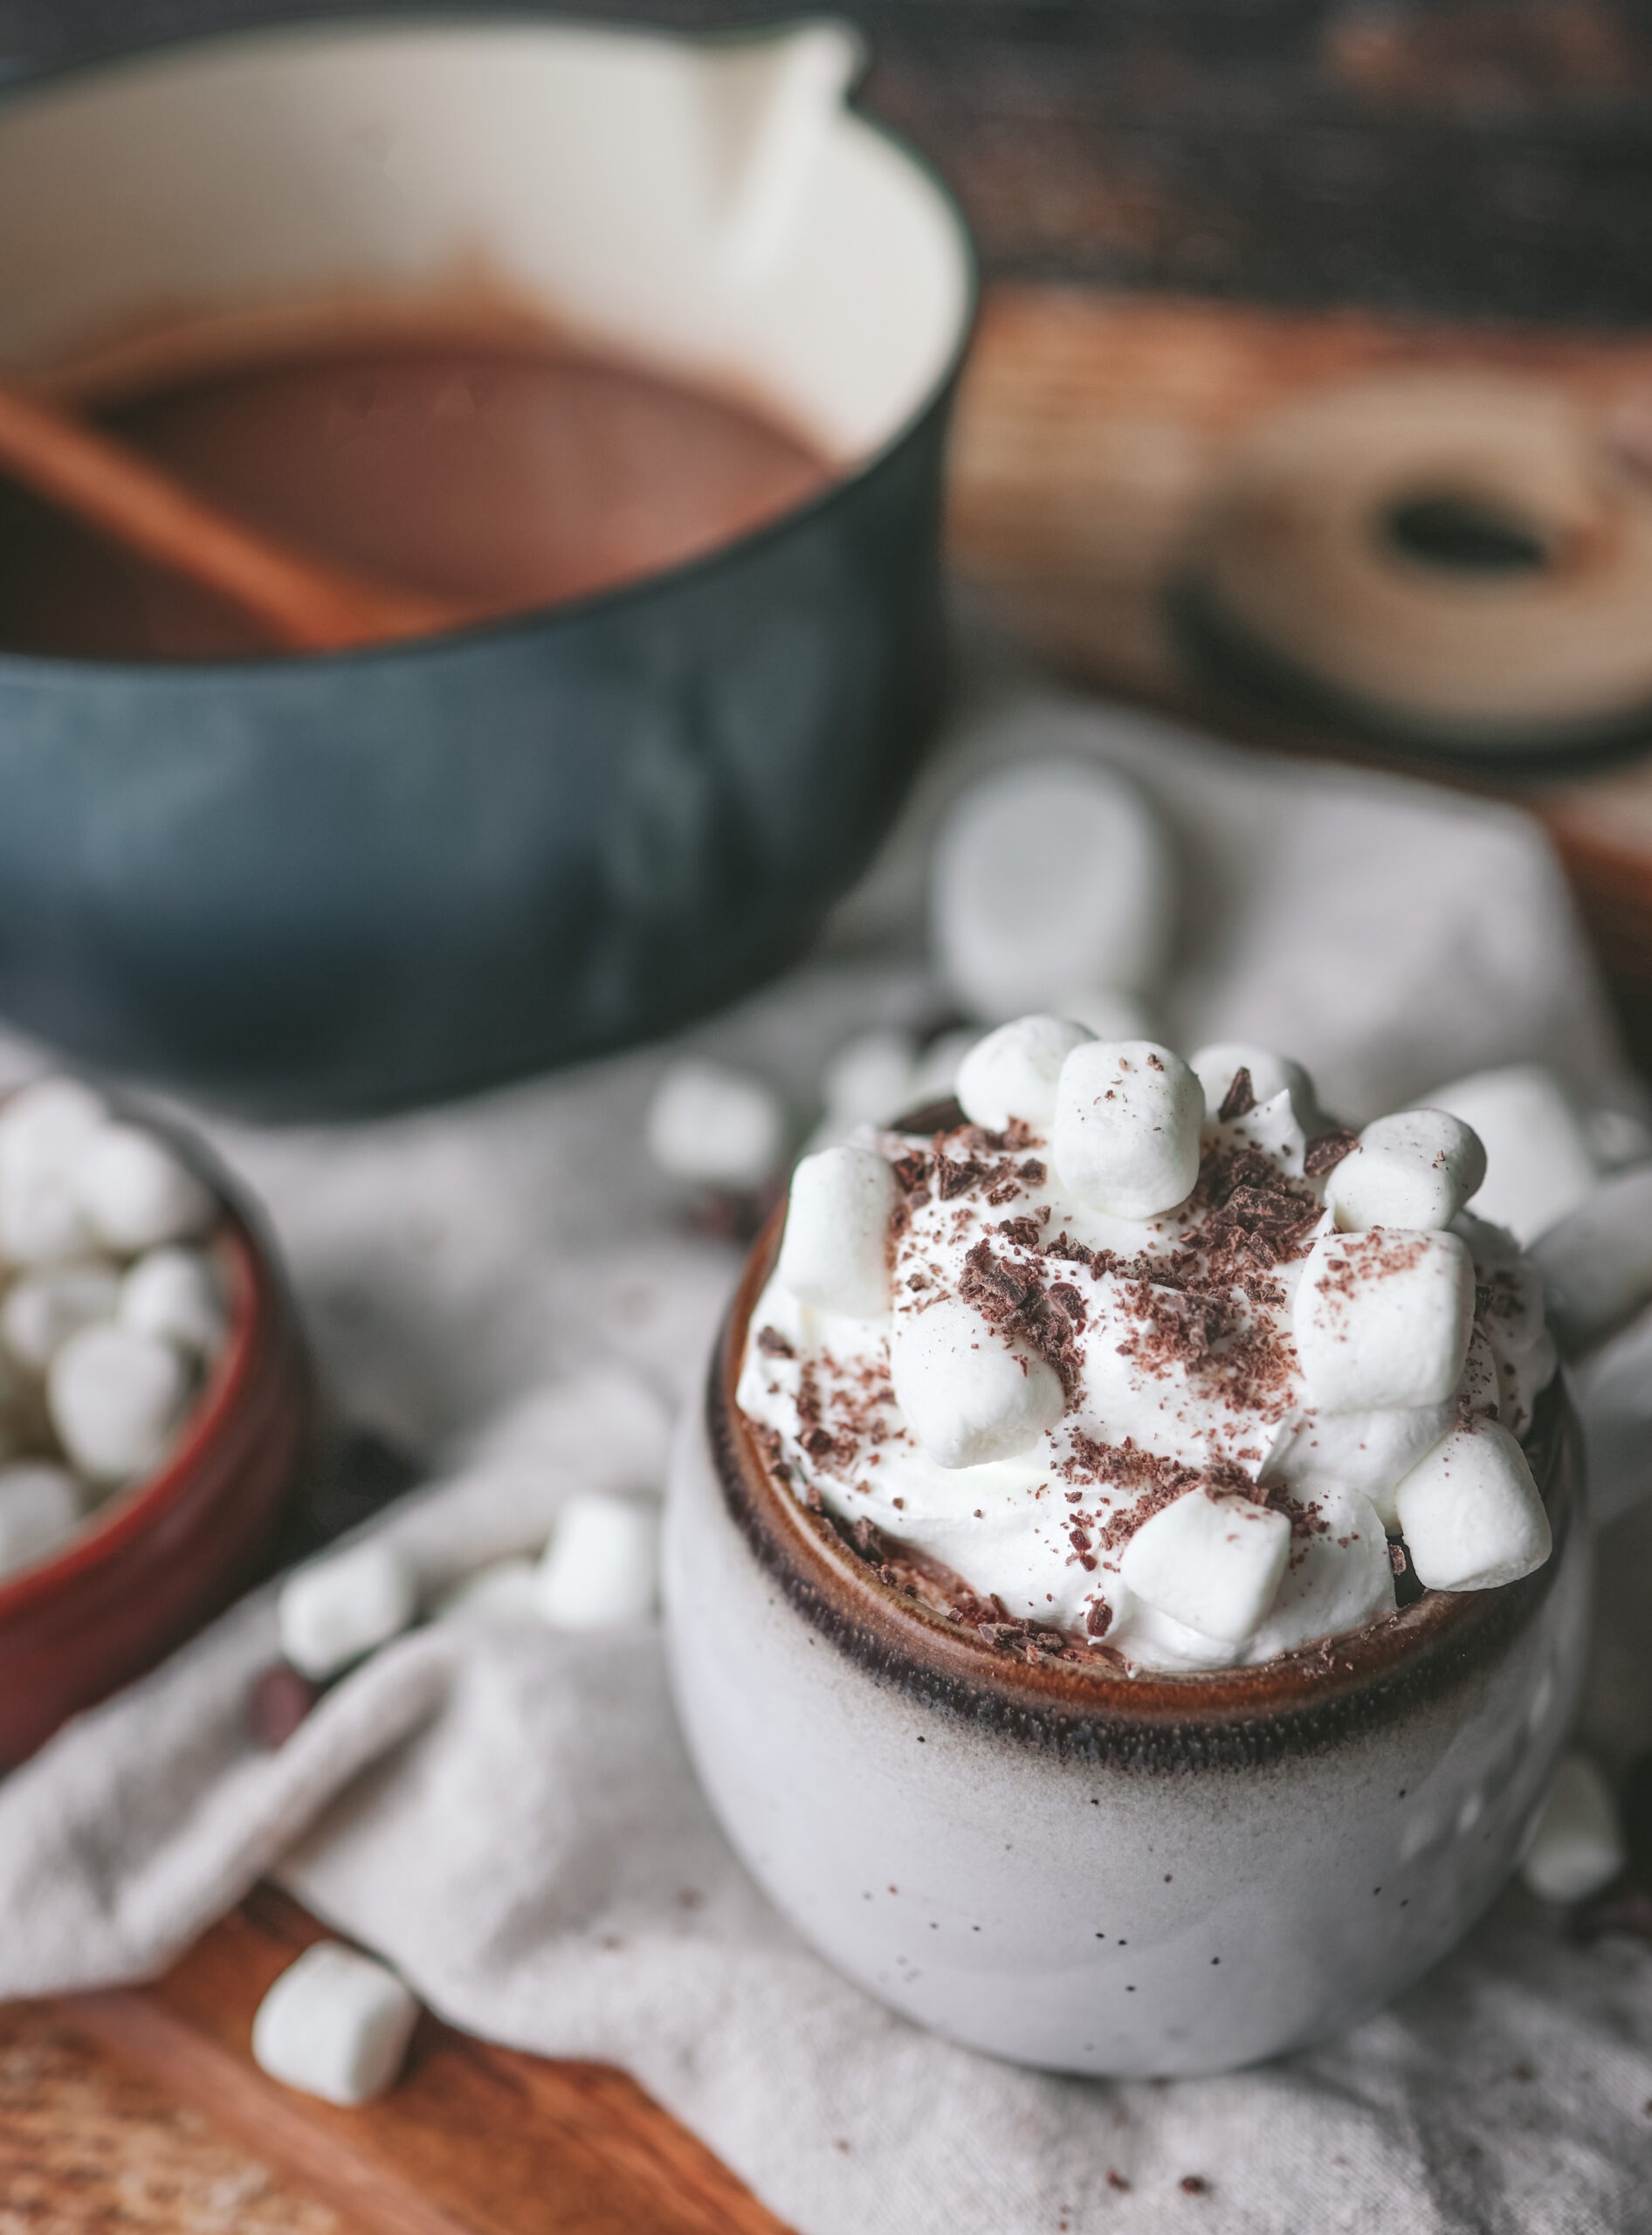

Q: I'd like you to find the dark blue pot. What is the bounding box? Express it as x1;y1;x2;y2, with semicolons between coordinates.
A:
0;17;975;1114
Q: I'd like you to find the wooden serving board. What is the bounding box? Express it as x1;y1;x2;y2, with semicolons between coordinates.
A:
950;285;1652;1061
15;1886;789;2235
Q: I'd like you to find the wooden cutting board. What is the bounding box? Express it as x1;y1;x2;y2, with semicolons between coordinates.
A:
950;285;1652;1063
16;1885;790;2235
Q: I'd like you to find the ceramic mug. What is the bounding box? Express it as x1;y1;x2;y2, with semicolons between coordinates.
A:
664;1211;1590;2076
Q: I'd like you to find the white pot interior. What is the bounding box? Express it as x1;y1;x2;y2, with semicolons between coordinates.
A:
0;15;972;465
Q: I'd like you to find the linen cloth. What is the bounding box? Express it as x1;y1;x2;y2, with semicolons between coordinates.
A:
3;665;1650;2234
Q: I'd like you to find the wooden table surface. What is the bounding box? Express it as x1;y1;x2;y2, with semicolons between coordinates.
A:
16;276;1652;2225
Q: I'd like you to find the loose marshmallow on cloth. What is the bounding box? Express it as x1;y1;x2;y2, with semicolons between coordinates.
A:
1326;1111;1487;1233
75;1123;215;1254
954;1014;1092;1131
0;1461;81;1580
1052;1041;1203;1219
1119;1486;1291;1646
1293;1228;1475;1413
279;1541;420;1681
537;1493;658;1629
644;1059;786;1192
1519;1754;1627;1905
1428;1063;1600;1243
930;760;1174;1020
889;1297;1064;1468
1394;1418;1552;1591
776;1147;897;1319
251;1940;420;2106
46;1323;189;1482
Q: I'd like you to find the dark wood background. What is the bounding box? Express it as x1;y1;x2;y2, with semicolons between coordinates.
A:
3;0;1652;328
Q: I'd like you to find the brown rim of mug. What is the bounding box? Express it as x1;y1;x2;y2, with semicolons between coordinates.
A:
708;1189;1579;1770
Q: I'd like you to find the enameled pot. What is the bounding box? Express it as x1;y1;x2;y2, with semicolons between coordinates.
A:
0;1110;313;1767
0;17;975;1113
664;1208;1591;2076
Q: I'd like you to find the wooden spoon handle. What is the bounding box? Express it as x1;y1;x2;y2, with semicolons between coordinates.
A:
0;378;471;652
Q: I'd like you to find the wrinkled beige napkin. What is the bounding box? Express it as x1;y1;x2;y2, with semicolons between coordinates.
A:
3;672;1649;2235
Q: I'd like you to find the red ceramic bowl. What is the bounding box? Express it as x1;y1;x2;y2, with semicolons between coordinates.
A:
0;1142;313;1767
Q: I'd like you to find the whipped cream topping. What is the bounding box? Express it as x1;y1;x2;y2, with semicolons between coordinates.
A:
737;1059;1557;1675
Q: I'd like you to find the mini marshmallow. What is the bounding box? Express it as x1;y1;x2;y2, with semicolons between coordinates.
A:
931;760;1174;1020
1293;1228;1475;1413
1326;1110;1487;1233
775;1146;898;1320
888;1297;1064;1469
1393;1418;1552;1592
1266;1398;1456;1530
1190;1044;1318;1131
644;1059;786;1192
119;1246;226;1356
278;1540;419;1680
1119;1487;1291;1647
536;1493;658;1629
433;1557;545;1627
1242;1485;1394;1666
1052;1041;1203;1220
1429;1063;1598;1242
0;1461;81;1580
955;1015;1093;1132
0;1082;108;1265
74;1124;215;1253
1519;1754;1627;1905
47;1322;189;1482
251;1942;419;2107
0;1261;119;1372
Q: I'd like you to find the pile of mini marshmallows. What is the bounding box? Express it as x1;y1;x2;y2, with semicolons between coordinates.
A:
0;1079;227;1583
768;1020;1553;1658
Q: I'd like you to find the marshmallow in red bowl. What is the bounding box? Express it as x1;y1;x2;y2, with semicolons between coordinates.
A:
0;1078;312;1766
665;1025;1586;2075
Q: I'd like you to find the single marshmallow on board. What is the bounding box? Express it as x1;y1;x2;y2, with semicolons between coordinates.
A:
1325;1110;1487;1233
644;1059;787;1192
251;1942;420;2107
47;1323;189;1482
536;1493;658;1629
775;1146;898;1320
0;1261;119;1373
1428;1063;1599;1243
1190;1044;1318;1133
1119;1487;1291;1647
74;1124;215;1255
0;1080;107;1266
1293;1228;1475;1413
0;1461;81;1581
955;1015;1093;1132
278;1540;419;1681
930;760;1174;1021
1393;1417;1552;1591
1052;1042;1203;1220
120;1246;226;1356
888;1296;1065;1469
1519;1754;1627;1905
432;1557;544;1628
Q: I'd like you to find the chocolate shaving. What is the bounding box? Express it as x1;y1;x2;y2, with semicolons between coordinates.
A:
1304;1127;1359;1176
959;1236;1086;1399
755;1326;795;1359
1217;1066;1256;1122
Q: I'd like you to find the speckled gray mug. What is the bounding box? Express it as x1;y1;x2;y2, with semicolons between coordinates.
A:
664;1211;1590;2077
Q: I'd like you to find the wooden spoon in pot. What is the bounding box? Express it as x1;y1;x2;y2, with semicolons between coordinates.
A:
0;375;475;653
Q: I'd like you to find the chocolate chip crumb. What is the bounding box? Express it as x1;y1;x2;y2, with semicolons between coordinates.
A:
1304;1127;1359;1176
1217;1067;1256;1122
